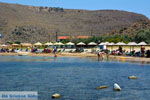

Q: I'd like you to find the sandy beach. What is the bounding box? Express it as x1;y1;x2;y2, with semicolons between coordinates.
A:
0;52;150;64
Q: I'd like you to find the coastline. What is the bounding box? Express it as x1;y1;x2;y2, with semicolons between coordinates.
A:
0;52;150;64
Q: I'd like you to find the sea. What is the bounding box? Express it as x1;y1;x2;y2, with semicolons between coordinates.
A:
0;56;150;100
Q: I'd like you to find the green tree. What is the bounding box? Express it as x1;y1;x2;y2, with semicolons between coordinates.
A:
134;29;150;43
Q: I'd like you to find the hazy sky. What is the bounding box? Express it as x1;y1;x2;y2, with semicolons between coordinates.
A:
0;0;149;18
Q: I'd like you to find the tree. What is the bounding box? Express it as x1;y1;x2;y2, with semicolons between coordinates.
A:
134;29;150;43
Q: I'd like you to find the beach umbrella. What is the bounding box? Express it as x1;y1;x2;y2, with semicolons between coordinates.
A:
44;42;53;46
21;43;32;47
54;42;64;45
12;43;19;46
99;42;109;45
88;42;97;45
107;42;115;45
1;44;7;47
34;42;42;46
127;42;137;52
115;42;126;45
66;42;75;45
77;42;86;45
138;42;147;45
127;42;137;46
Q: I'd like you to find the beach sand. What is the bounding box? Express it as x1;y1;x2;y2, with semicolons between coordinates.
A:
0;52;150;64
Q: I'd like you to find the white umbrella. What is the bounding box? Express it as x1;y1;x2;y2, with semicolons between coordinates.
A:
54;42;64;45
34;42;42;46
21;43;32;47
88;42;97;45
66;42;75;45
115;42;126;45
99;42;109;45
107;42;115;45
127;42;137;46
44;42;53;46
138;42;147;45
77;42;86;45
1;44;7;47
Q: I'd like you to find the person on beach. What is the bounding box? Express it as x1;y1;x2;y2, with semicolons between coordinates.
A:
141;46;145;57
53;46;57;57
146;50;150;58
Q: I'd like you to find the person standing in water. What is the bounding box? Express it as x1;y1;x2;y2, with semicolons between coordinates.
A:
53;46;57;57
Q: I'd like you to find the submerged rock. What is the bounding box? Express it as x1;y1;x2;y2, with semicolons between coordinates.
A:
51;93;61;99
113;83;121;91
128;75;138;79
96;85;108;89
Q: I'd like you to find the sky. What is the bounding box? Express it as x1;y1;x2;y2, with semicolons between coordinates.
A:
0;0;149;18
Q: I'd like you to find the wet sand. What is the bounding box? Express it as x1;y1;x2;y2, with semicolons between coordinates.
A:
0;52;150;63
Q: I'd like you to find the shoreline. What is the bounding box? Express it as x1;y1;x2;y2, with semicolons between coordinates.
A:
0;52;150;64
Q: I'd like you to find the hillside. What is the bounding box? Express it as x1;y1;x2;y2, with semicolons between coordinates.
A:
0;2;149;43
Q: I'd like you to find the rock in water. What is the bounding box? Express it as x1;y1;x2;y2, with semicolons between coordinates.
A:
114;83;121;91
128;75;138;79
51;93;61;99
96;86;108;89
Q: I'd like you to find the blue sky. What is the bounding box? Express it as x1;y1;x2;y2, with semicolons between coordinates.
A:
0;0;149;18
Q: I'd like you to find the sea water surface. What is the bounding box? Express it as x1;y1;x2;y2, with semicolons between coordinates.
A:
0;56;150;100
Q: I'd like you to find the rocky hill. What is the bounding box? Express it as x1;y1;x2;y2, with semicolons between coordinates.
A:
0;2;149;43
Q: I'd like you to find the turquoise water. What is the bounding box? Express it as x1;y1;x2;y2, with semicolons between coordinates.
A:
0;56;150;100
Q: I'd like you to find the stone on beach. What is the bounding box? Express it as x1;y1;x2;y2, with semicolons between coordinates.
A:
96;85;108;89
51;93;61;99
113;83;121;91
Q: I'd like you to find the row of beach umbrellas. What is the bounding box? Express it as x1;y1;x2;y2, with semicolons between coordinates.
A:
0;42;149;47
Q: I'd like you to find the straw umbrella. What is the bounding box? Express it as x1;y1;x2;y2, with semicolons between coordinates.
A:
66;42;75;48
107;42;115;51
88;42;97;46
127;42;137;51
66;42;75;45
11;43;20;49
21;43;32;47
34;42;42;46
77;42;86;46
54;42;64;45
99;42;109;45
138;42;147;46
54;42;64;48
44;42;53;46
1;44;7;47
115;42;126;46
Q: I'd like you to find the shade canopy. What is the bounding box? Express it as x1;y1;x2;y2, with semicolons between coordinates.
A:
1;44;7;47
21;43;32;47
44;42;53;46
99;42;109;45
77;42;86;45
127;42;137;46
34;42;42;46
54;42;64;45
88;42;97;45
138;42;147;45
12;43;19;46
115;42;126;45
107;42;115;45
66;42;75;45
